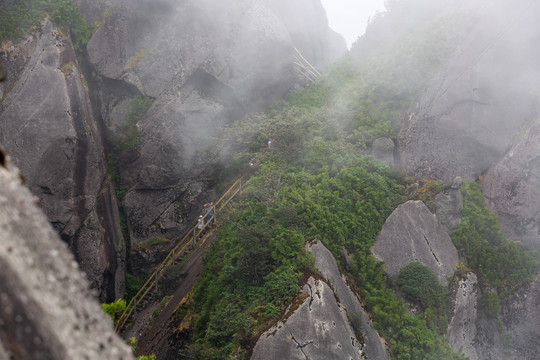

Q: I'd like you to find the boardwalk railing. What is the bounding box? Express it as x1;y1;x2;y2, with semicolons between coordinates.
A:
115;177;244;333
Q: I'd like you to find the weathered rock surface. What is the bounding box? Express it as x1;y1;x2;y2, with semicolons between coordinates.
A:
434;176;463;232
481;121;540;260
0;155;133;359
474;308;505;360
252;241;389;360
77;0;346;246
371;137;395;167
446;273;478;360
251;277;365;360
499;275;540;360
309;241;390;360
372;200;459;285
398;0;540;182
0;20;125;301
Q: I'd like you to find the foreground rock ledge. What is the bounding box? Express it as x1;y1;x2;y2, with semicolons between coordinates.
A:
0;158;133;359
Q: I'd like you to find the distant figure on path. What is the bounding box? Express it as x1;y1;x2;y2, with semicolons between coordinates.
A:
204;202;214;227
197;215;205;234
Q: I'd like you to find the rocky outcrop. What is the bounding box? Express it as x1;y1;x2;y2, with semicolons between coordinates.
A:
481;121;540;260
252;241;389;360
434;176;463;232
309;241;390;360
77;0;346;246
0;19;125;301
251;277;365;360
446;273;478;360
398;0;540;182
372;200;459;285
0;155;133;359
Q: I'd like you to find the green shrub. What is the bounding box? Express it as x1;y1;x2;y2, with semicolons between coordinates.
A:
398;262;444;309
101;298;126;323
125;273;143;301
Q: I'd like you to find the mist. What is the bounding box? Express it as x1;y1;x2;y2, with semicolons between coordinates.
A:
2;0;540;359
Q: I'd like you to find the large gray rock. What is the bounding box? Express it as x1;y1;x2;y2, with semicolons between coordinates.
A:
446;273;479;360
0;19;125;301
481;122;540;260
0;154;133;359
398;0;540;182
251;277;365;360
372;200;459;285
79;0;345;245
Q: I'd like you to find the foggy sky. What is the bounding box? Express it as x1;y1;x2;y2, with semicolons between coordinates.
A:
321;0;387;48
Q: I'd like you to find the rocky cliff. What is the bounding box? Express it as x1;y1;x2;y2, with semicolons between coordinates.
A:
0;0;344;297
0;19;125;301
481;121;540;260
76;0;346;249
398;0;540;182
395;1;540;358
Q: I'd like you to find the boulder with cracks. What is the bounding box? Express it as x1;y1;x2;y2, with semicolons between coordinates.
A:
372;200;459;285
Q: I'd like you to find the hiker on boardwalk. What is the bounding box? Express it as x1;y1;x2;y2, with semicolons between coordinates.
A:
197;215;205;235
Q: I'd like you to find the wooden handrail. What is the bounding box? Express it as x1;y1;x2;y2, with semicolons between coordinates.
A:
115;177;245;333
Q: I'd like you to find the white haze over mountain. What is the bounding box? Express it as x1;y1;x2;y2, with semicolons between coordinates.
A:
321;0;387;48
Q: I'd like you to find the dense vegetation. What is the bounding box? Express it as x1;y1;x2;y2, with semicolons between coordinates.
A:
397;262;453;335
184;1;478;359
0;0;92;50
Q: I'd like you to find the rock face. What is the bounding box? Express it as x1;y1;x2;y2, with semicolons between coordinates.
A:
481;122;540;260
0;155;133;359
77;0;346;246
434;176;463;232
500;275;540;360
446;273;478;360
252;241;389;360
398;0;540;182
372;200;459;285
0;19;125;301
